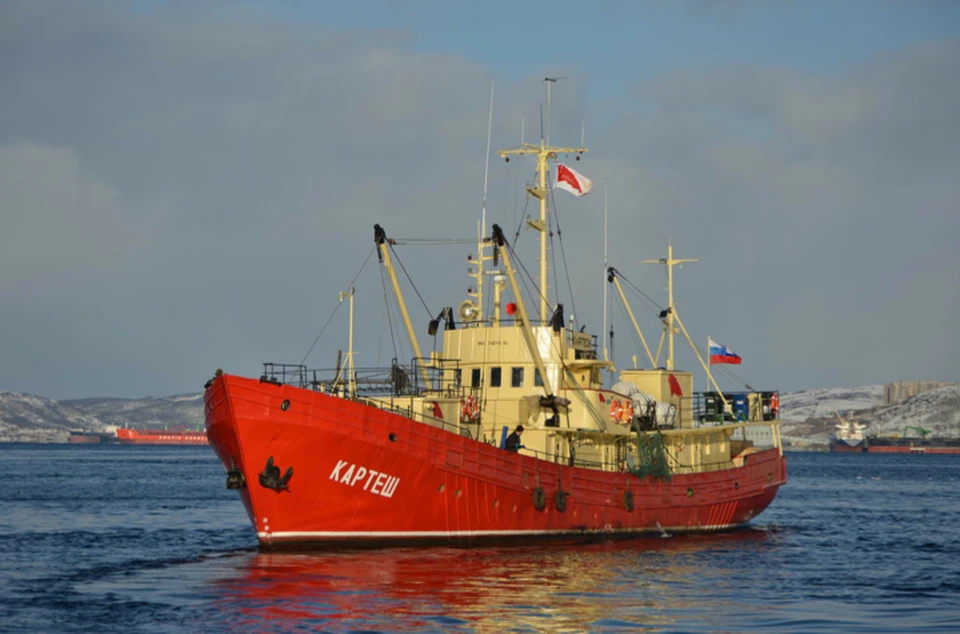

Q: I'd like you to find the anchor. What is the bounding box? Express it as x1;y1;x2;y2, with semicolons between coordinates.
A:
258;456;293;492
225;469;245;490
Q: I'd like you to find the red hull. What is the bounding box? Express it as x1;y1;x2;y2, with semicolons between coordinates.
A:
205;375;786;549
866;445;960;454
115;428;209;445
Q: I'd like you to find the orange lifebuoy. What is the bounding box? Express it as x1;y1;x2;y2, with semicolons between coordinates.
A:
610;399;622;422
770;392;780;417
609;399;631;424
460;395;480;422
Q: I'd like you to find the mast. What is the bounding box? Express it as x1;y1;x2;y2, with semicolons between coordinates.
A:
473;80;496;322
490;225;555;397
374;224;432;389
643;242;697;371
338;288;356;396
498;79;586;323
602;181;608;363
607;268;656;368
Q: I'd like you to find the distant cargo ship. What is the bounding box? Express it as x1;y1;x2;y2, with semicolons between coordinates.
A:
831;415;960;454
830;412;866;453
115;428;208;445
69;430;108;444
864;436;960;454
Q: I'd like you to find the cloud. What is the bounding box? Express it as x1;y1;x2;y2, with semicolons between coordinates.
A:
0;2;957;398
588;38;960;387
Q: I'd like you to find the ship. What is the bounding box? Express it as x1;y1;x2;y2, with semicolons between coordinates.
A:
68;430;108;444
204;87;787;549
830;411;867;452
864;426;960;454
114;427;209;445
829;415;960;454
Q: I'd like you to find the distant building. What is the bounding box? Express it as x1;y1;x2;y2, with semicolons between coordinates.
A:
884;381;958;405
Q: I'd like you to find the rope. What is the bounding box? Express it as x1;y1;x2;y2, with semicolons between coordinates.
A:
380;266;402;363
390;238;476;245
299;247;376;366
613;269;665;319
388;243;432;318
548;186;579;329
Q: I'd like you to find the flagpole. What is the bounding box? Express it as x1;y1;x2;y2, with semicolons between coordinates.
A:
497;79;586;324
481;79;494;234
602;180;608;366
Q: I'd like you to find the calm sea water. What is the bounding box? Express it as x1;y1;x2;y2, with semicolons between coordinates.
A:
0;445;958;633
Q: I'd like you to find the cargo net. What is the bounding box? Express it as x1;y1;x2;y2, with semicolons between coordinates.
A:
629;430;672;481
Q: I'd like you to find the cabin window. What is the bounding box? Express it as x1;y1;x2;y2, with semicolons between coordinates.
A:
454;369;462;387
534;369;543;387
471;368;481;388
490;367;502;387
511;367;524;387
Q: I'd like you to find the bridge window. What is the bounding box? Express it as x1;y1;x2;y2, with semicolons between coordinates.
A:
490;367;502;387
471;368;481;388
511;367;524;387
534;369;543;387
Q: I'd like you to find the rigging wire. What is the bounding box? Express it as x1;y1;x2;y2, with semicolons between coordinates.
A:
379;265;403;363
389;238;476;246
299;247;376;366
387;243;432;318
548;185;579;330
612;269;666;318
505;241;548;325
612;297;650;367
511;166;537;247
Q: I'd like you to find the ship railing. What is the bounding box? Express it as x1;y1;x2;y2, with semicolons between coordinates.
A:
260;359;466;400
357;396;479;441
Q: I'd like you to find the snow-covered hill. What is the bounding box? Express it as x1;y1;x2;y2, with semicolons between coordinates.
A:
1;383;957;443
866;385;960;437
0;391;109;441
0;391;204;442
778;385;885;422
62;394;204;430
778;384;960;446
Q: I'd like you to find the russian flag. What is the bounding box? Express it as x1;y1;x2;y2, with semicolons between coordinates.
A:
708;337;742;365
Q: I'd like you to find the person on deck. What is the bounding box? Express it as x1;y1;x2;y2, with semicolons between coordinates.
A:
505;425;524;452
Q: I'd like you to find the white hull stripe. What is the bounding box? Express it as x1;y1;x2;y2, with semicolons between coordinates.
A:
259;525;740;539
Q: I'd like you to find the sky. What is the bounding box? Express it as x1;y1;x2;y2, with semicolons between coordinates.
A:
1;0;959;400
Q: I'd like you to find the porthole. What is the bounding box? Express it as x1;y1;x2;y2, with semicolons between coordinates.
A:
388;433;398;442
734;482;740;490
455;489;462;498
437;484;445;493
686;488;694;497
493;499;500;508
280;399;290;411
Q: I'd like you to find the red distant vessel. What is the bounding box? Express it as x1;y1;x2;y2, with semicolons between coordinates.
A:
115;427;208;445
205;89;786;549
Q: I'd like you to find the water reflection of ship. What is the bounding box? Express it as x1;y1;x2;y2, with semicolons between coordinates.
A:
211;530;774;631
